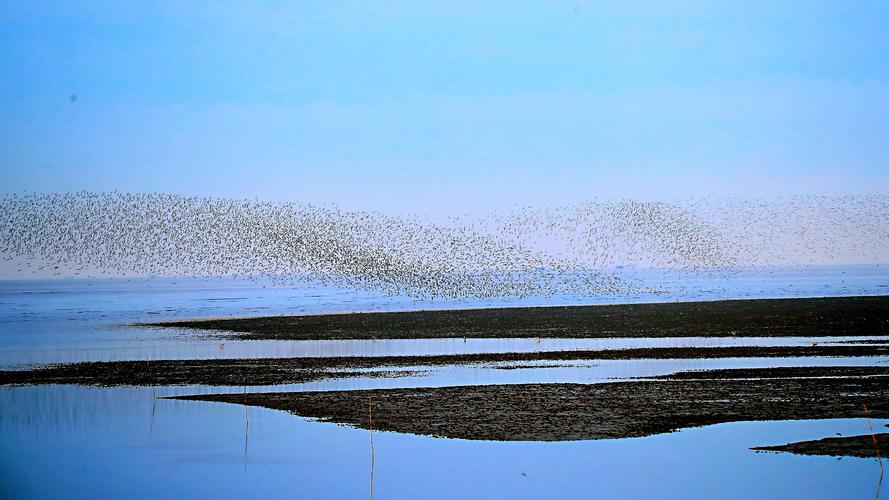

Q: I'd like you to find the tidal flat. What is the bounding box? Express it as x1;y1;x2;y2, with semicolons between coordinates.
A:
3;344;889;387
753;433;889;458
2;275;888;499
172;366;889;441
147;295;889;340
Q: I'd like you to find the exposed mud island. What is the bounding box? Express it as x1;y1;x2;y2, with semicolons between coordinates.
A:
753;432;889;458
175;366;889;442
3;295;889;457
148;295;889;340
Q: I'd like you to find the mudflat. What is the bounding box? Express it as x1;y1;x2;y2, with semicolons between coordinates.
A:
753;433;889;458
3;344;888;387
144;295;889;340
172;366;889;441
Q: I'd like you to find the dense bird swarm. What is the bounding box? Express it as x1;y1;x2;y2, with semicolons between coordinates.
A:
0;192;886;298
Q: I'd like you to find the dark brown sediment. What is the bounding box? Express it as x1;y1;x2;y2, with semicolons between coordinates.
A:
752;433;889;458
144;295;889;340
171;365;889;441
3;345;889;387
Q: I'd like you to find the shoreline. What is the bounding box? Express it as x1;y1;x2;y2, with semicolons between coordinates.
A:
3;344;888;387
752;433;889;458
142;292;889;322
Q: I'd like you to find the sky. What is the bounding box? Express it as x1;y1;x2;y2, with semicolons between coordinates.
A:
1;1;888;215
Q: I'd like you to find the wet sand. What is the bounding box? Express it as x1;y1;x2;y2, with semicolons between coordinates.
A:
3;344;888;387
172;366;889;441
145;295;889;340
753;433;889;458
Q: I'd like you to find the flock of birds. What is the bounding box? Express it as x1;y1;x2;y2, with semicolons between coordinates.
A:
0;192;886;299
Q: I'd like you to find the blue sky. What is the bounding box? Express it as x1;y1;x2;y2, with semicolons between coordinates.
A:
1;1;888;214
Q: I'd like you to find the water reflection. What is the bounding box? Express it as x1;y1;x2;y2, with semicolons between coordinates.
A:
244;387;249;472
369;396;375;500
865;403;885;500
4;333;889;369
1;269;887;497
1;384;888;499
295;356;887;393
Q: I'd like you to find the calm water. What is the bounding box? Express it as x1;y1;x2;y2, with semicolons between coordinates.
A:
1;265;886;368
1;385;886;500
1;265;888;498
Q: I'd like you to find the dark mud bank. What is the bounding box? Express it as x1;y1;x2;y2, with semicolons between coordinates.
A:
3;345;888;387
145;295;889;340
753;433;889;458
173;366;889;441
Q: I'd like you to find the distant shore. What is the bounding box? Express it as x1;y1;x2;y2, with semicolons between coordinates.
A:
145;295;889;340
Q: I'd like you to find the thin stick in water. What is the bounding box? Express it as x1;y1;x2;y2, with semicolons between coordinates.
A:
244;385;249;471
864;404;884;471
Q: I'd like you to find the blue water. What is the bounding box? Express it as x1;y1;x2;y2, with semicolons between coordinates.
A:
0;385;885;500
0;265;888;498
0;265;886;368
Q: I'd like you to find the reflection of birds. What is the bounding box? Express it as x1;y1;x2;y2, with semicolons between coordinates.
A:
0;192;885;298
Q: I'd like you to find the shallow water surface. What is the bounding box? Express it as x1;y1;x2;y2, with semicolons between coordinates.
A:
1;385;886;499
1;267;888;498
0;265;887;368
